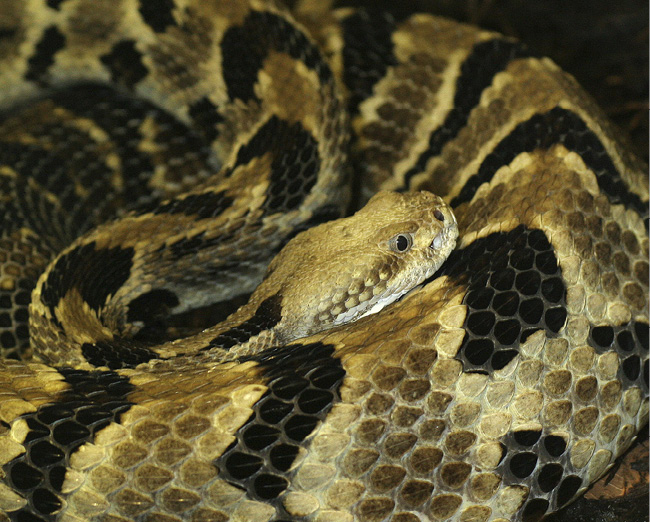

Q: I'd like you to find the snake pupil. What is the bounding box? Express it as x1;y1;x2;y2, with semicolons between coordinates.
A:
392;234;411;252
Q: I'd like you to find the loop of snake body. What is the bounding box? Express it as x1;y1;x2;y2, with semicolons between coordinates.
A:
0;1;647;521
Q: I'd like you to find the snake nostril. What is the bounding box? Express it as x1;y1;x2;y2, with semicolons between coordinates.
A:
434;209;445;221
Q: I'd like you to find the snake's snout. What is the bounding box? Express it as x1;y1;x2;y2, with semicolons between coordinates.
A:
429;206;458;252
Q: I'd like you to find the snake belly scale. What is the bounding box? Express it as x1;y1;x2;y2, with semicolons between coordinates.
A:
0;1;647;522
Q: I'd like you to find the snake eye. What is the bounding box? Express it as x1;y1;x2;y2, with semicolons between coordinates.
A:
434;209;445;221
389;233;413;253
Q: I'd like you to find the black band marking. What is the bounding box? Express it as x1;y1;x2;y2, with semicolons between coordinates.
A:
25;26;66;84
126;289;180;343
99;40;148;89
207;294;283;350
588;321;648;390
2;81;173;237
235;115;321;214
40;242;134;325
152;190;233;219
81;338;160;369
214;342;345;508
187;97;224;142
434;225;567;372
0;285;34;358
494;425;575;520
138;0;177;33
451;107;648;219
0;173;54;358
0;275;34;359
220;10;332;103
340;10;398;115
167;229;238;261
45;0;68;9
402;39;530;187
0;28;17;42
3;369;134;520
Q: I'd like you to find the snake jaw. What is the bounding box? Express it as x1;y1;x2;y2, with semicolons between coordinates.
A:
334;202;459;327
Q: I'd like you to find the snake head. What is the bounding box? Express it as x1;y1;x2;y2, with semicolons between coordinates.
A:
329;190;459;325
250;190;458;343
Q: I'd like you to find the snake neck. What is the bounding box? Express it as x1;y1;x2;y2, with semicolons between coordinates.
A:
197;293;288;358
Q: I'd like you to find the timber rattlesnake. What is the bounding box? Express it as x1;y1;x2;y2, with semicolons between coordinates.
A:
0;1;647;521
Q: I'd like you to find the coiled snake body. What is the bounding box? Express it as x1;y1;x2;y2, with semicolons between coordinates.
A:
0;1;647;521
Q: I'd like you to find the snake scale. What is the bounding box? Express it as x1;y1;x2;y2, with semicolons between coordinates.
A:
0;0;647;521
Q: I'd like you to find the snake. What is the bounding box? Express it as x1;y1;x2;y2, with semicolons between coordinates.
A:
0;0;647;521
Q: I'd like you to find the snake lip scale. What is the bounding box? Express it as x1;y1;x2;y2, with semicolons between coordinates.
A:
0;1;647;521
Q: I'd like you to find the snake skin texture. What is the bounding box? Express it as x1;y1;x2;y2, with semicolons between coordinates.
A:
0;1;647;521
